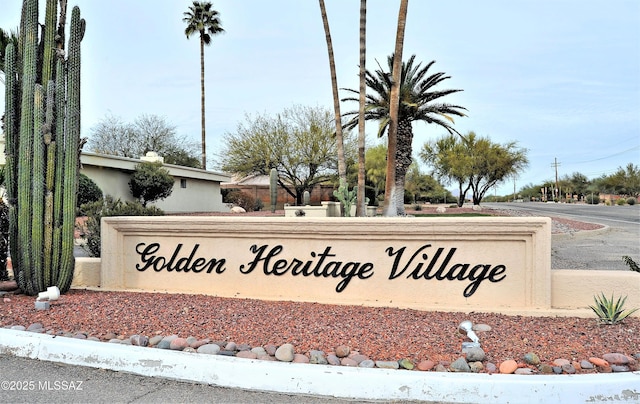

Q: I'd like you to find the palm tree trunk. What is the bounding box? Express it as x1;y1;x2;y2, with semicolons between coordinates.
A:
383;0;409;217
200;36;206;169
318;0;347;185
357;0;367;216
394;119;413;215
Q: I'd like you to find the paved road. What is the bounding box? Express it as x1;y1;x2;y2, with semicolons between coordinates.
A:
0;355;389;404
484;202;640;270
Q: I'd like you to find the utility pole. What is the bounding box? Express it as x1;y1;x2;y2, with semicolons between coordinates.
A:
551;158;561;201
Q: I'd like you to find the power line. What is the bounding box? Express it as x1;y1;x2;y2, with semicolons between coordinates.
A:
566;145;640;164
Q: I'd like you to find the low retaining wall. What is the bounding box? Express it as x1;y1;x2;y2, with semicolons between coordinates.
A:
71;216;639;317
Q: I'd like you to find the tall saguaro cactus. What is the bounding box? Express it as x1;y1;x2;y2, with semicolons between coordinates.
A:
3;0;85;295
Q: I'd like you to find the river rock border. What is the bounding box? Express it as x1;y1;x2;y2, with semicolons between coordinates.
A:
6;322;638;375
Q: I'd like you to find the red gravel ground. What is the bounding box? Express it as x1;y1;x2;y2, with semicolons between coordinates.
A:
4;205;637;373
1;290;638;372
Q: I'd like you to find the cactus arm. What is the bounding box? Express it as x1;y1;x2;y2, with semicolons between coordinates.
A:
31;83;45;292
43;80;56;286
42;0;58;86
16;0;38;295
4;42;20;280
57;6;83;292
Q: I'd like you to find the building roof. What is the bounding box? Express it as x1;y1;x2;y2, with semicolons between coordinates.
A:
80;152;231;182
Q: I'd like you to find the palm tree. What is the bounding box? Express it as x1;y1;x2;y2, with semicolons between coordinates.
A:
356;0;367;216
342;54;466;215
318;0;347;191
183;1;224;169
385;0;409;216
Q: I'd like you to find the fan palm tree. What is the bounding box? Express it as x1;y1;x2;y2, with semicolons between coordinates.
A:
183;1;224;169
342;54;466;215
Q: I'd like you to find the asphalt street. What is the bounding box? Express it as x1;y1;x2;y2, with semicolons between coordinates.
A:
483;202;640;270
0;355;383;404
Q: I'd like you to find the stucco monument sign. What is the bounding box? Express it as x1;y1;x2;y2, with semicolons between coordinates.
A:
100;216;552;312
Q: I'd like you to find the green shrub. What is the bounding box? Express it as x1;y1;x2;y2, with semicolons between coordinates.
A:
77;174;103;213
627;197;636;206
80;196;164;257
589;293;638;325
129;162;174;207
616;198;626;206
223;189;257;211
586;194;600;205
253;198;264;211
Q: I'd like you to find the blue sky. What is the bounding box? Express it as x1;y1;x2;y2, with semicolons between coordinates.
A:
1;0;639;196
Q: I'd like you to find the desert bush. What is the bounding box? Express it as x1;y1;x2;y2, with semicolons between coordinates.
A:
223;189;258;211
586;194;600;205
77;174;103;214
616;198;626;206
627;197;636;205
80;196;164;257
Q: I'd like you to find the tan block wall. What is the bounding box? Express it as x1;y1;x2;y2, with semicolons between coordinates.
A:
88;216;556;313
551;270;640;311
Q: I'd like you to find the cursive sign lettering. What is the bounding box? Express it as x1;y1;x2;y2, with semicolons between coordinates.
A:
386;244;506;297
135;242;226;274
133;241;508;297
239;244;374;293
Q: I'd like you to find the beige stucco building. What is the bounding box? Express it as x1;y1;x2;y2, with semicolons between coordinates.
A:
0;133;230;213
79;152;231;213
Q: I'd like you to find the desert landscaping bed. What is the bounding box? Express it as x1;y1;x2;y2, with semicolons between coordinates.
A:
3;206;636;375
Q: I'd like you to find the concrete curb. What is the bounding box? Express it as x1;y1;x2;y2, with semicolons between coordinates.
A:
1;329;639;403
551;223;610;240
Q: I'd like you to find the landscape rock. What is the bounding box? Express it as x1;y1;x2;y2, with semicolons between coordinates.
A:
335;345;350;358
398;358;415;370
469;361;484;373
588;357;609;367
236;350;258;359
450;357;471;372
523;352;540;366
169;337;188;351
196;344;221;355
464;347;485;362
274;343;295;362
327;354;341;366
293;354;309;363
602;353;629;365
309;350;328;365
359;360;375;368
375;360;399;369
340;357;358;367
417;360;436;371
499;359;518;374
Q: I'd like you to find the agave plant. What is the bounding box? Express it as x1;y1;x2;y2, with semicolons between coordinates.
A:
589;293;639;325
